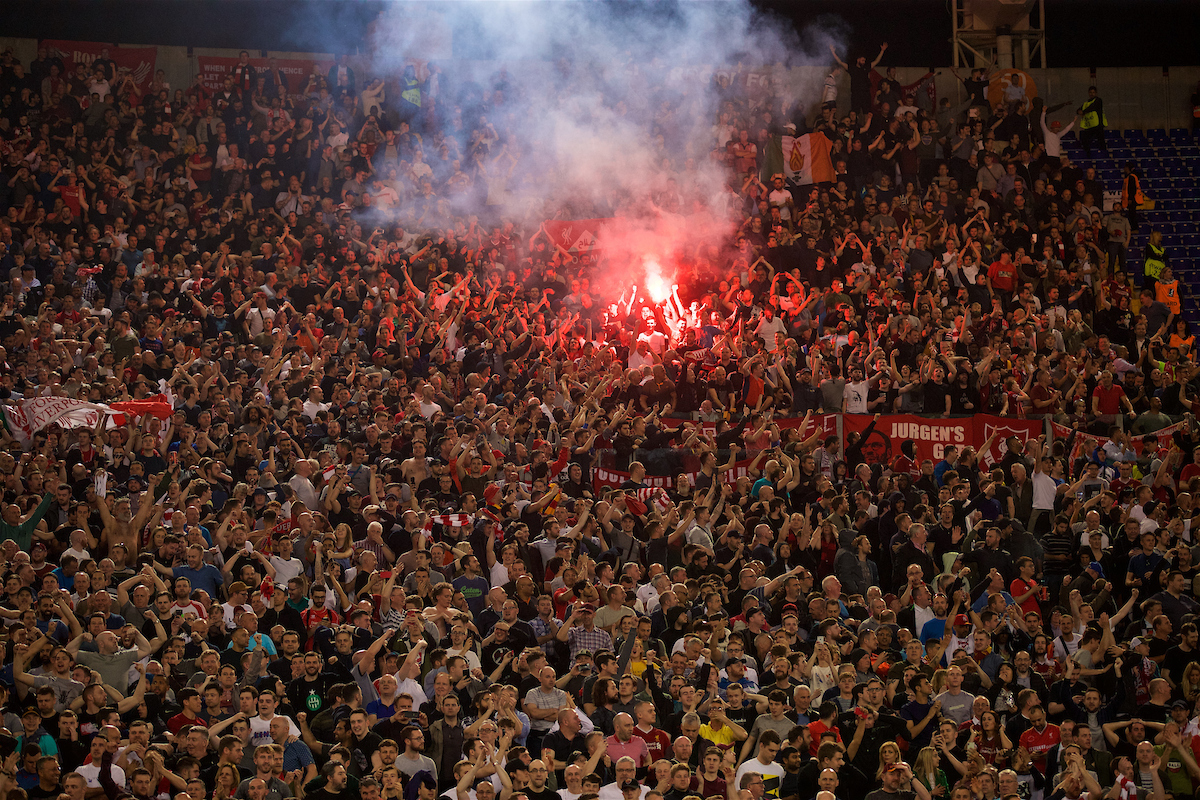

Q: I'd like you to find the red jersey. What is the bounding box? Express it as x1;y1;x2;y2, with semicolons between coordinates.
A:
1031;656;1060;682
1010;578;1042;615
634;726;672;765
301;606;342;648
1007;391;1027;418
807;719;842;755
892;454;920;480
1018;723;1061;772
988;260;1017;292
692;775;728;798
552;587;578;620
1092;384;1126;415
1109;477;1139;495
167;711;208;735
59;184;83;216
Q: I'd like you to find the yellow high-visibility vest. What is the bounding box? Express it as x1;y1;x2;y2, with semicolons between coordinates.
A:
1080;97;1107;130
1145;242;1166;279
401;78;421;107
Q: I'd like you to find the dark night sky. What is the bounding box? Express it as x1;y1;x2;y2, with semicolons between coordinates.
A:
2;0;1197;67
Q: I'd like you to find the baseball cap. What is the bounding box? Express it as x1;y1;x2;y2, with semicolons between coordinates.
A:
1087;561;1105;578
620;781;640;791
954;614;970;627
579;603;597;613
1130;636;1147;649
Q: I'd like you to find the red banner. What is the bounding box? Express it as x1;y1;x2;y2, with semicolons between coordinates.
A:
593;415;836;490
196;55;334;94
590;414;1037;491
110;395;173;424
42;40;157;95
974;417;1045;469
1049;420;1183;463
843;414;1042;468
542;219;612;254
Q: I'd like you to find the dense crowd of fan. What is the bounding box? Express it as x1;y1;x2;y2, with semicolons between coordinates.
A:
0;36;1199;800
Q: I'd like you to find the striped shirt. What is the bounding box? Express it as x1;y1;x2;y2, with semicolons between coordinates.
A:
524;686;569;732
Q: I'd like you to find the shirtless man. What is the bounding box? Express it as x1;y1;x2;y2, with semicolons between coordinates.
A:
401;439;432;491
96;491;161;559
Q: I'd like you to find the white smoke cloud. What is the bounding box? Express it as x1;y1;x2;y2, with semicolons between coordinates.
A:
366;1;844;297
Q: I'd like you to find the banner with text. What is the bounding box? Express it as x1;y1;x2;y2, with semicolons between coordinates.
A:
42;40;158;95
542;218;612;254
196;55;334;94
843;414;1043;468
592;414;1038;490
594;414;838;490
594;458;761;491
1048;420;1184;463
1;396;172;447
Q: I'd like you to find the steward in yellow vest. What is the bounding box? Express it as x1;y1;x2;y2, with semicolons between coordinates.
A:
1077;87;1108;156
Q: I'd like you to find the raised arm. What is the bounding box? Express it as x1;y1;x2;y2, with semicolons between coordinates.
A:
828;44;849;71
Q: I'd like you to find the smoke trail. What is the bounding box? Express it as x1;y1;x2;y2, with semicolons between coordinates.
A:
366;1;845;299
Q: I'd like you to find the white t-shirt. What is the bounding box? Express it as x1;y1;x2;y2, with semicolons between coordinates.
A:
637;584;661;614
599;785;649;800
396;676;428;707
755;316;787;347
222;602;252;630
247;307;277;338
1053;634;1081;661
1075;529;1110;549
734;759;785;797
302;400;331;420
326;131;349;152
418;399;443;419
629;348;654;371
822;73;838;103
270;555;305;587
946;634;975;659
78;762;126;789
768;189;793;221
249;713;300;748
843;380;870;414
1031;471;1057;511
